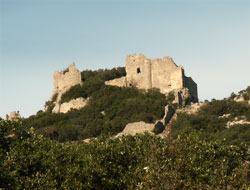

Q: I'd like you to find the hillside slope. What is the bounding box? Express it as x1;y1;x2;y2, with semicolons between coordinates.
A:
3;68;250;189
23;67;169;141
22;64;250;146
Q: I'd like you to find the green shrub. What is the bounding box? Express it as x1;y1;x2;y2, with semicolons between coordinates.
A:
1;120;249;189
60;67;126;104
44;93;58;113
170;99;250;146
214;124;250;145
44;101;55;113
166;91;175;104
246;86;250;96
230;92;237;100
24;85;167;141
243;93;249;101
81;67;126;82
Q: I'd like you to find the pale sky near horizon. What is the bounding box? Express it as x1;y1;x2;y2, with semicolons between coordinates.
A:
0;0;250;118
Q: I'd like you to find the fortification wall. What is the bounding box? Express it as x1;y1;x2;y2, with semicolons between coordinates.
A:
53;62;82;95
183;76;198;102
105;76;127;87
46;62;83;113
151;56;183;94
105;53;198;105
125;54;186;94
126;54;152;90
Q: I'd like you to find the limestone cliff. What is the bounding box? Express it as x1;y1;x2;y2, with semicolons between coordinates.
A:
59;97;88;113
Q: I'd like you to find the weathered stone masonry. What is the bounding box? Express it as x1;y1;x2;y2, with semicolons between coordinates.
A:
46;54;198;113
106;54;198;104
45;62;86;113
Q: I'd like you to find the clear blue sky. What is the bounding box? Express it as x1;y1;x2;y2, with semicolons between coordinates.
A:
0;0;249;118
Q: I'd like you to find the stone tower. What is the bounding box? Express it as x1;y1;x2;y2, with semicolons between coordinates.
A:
126;54;152;89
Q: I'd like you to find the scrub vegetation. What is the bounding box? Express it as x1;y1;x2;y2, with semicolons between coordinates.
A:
3;67;250;189
1;120;249;189
23;67;168;141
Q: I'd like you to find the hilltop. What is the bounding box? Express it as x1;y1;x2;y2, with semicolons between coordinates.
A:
1;55;250;189
21;54;250;146
23;54;199;141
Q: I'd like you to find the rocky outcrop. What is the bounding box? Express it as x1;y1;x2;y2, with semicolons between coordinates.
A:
234;96;245;102
226;117;250;128
115;121;154;137
54;97;88;113
115;105;176;137
233;88;250;104
219;113;231;118
176;102;206;115
163;105;176;125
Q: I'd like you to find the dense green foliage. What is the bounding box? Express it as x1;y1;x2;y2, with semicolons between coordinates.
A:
170;99;250;145
1;120;249;189
16;66;250;189
44;93;58;112
246;86;250;96
23;67;167;141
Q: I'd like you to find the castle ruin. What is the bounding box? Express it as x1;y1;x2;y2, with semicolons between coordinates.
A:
106;54;198;104
6;111;21;121
46;54;198;113
45;62;84;113
53;62;82;95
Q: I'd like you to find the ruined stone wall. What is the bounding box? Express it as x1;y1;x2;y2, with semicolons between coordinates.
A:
105;53;199;105
53;62;82;95
45;62;83;113
125;54;187;95
183;76;198;102
151;56;183;94
105;54;198;103
126;54;152;90
105;76;127;87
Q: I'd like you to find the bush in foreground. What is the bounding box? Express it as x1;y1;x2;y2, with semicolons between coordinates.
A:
1;120;249;189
